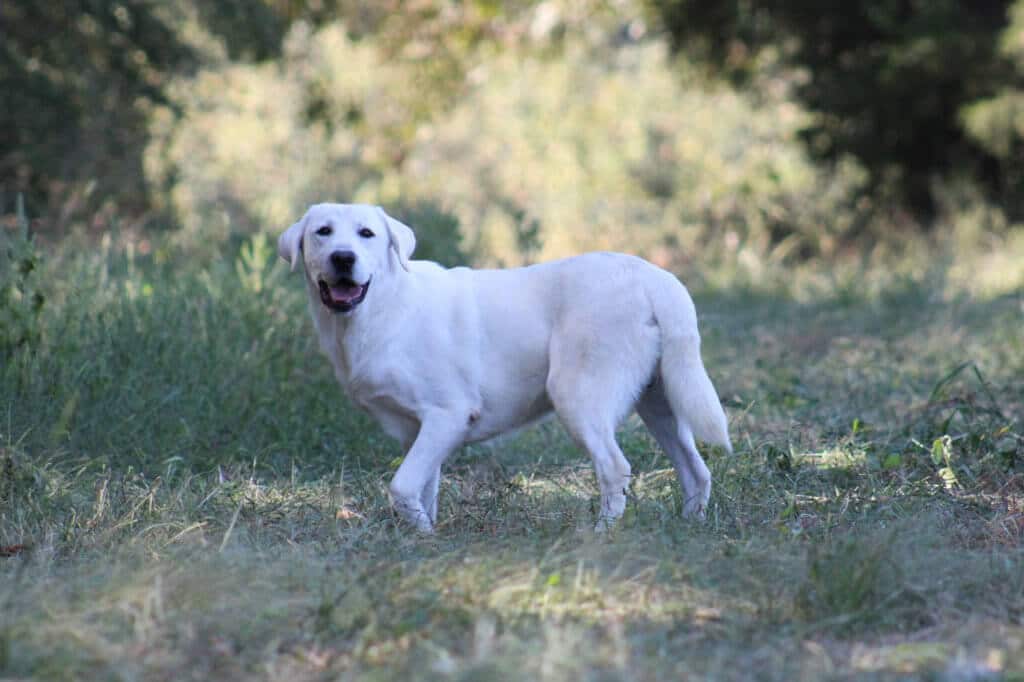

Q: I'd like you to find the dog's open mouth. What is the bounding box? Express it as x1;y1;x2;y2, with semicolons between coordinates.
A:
318;277;370;312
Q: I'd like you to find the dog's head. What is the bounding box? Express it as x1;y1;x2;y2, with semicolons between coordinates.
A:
278;203;416;314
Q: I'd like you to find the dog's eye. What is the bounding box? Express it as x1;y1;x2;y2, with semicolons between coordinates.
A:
358;227;375;238
316;225;332;236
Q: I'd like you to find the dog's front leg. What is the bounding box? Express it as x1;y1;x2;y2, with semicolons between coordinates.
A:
421;467;441;525
388;411;466;533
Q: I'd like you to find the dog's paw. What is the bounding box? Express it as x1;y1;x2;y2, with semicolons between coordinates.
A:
593;514;621;533
682;498;707;521
392;500;435;533
411;513;435;534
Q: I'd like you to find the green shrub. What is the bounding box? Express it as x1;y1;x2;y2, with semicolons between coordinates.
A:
144;17;871;267
390;201;468;268
0;197;45;357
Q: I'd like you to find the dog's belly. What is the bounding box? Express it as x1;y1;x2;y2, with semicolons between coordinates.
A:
352;357;554;448
466;385;554;444
463;323;554;443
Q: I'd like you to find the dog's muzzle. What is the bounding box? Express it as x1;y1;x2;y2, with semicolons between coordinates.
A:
318;276;370;313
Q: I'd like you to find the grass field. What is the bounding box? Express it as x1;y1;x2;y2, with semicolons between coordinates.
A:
2;233;1022;680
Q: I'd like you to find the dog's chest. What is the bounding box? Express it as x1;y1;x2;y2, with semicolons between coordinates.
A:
343;369;421;444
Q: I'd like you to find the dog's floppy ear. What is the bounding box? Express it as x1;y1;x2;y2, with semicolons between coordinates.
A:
379;207;416;272
278;216;306;272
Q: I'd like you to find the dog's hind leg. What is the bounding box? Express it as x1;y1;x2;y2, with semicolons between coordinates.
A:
547;324;657;530
559;412;632;530
636;378;711;518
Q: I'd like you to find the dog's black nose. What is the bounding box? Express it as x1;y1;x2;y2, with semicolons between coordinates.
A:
330;250;356;271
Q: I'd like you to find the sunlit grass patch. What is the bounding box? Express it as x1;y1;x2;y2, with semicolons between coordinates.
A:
800;447;869;471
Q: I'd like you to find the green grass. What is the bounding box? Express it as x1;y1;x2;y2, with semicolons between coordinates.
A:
2;234;1023;680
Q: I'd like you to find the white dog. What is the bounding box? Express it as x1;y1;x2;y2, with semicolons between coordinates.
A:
279;203;731;532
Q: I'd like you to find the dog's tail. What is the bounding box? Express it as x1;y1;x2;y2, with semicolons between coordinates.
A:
647;269;732;453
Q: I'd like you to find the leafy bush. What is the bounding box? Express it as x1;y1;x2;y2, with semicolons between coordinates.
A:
146;17;871;266
960;0;1024;216
0;0;298;231
646;0;1019;217
0;197;44;356
399;40;870;264
144;23;421;249
389;201;468;267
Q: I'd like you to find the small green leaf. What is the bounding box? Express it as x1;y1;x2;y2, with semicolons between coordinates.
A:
931;436;952;467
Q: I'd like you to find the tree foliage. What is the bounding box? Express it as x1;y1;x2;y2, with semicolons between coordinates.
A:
149;21;873;265
961;0;1024;213
0;1;288;223
646;0;1021;216
7;0;1024;244
0;0;547;228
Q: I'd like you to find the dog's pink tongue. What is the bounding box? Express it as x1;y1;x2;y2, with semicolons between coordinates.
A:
329;284;361;304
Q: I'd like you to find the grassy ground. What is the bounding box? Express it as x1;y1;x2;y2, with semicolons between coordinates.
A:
1;235;1022;680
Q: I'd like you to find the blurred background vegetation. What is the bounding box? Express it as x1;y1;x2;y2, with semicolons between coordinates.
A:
2;0;1024;283
4;7;1024;678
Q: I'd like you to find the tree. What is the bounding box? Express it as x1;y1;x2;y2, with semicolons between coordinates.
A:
0;1;286;227
961;0;1024;215
646;0;1019;218
0;0;542;229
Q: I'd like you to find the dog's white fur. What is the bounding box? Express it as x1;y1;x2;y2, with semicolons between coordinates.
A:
279;203;731;532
